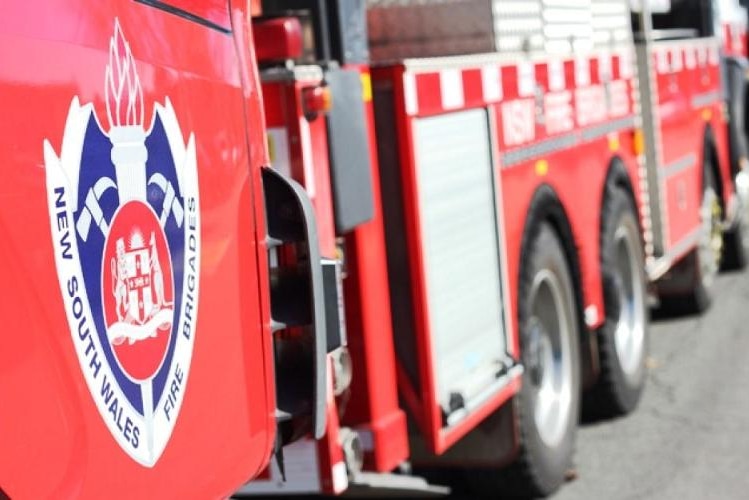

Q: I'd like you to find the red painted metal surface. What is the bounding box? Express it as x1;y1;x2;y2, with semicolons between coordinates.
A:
258;69;341;495
158;0;231;30
257;63;411;491
260;74;337;257
723;21;749;59
338;65;410;474
652;41;732;257
0;2;275;498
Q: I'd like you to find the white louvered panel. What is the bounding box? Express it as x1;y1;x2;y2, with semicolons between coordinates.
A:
412;109;508;415
592;0;633;48
493;0;544;53
542;0;593;54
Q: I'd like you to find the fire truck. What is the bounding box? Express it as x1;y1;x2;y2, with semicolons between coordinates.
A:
238;0;749;497
1;0;748;499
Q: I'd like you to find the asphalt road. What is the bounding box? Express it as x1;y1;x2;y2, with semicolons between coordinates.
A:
552;266;749;500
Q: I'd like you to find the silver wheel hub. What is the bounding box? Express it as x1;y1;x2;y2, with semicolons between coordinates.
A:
698;187;722;287
612;226;645;381
527;270;573;448
735;170;749;247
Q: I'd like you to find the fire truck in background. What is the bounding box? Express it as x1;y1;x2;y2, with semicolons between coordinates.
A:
239;0;749;497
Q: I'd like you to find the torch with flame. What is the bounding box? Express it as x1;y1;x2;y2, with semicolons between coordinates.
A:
77;20;184;242
75;18;144;242
106;20;148;204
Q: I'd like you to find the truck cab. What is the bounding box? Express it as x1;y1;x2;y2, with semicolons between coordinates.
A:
0;1;296;497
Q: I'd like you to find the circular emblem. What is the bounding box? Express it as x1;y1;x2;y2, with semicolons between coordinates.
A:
102;201;174;382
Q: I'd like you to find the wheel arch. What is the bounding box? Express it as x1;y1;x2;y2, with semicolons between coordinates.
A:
601;155;645;262
520;184;593;388
603;156;639;220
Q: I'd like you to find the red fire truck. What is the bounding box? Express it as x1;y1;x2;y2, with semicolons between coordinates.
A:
238;0;749;497
2;0;749;498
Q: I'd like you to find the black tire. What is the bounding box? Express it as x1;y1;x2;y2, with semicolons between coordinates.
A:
722;170;748;270
467;222;581;497
585;187;648;418
722;221;747;270
689;165;722;312
723;62;749;271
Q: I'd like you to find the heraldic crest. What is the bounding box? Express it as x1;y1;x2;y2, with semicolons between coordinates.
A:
44;20;201;466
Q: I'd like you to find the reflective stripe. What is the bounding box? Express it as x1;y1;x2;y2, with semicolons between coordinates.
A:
692;90;722;109
502;134;578;167
580;116;637;142
501;116;636;167
662;153;697;179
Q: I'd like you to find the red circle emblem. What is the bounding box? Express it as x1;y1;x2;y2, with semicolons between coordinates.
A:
102;201;174;381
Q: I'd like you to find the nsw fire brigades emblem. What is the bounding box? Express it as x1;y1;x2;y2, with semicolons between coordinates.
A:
43;20;200;466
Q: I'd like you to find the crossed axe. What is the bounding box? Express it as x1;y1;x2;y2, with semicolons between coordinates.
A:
75;173;184;241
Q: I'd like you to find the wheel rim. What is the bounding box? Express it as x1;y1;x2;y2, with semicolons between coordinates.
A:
525;269;574;448
612;224;646;382
698;186;722;287
735;170;749;248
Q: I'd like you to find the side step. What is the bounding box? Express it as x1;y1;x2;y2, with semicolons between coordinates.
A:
343;472;449;498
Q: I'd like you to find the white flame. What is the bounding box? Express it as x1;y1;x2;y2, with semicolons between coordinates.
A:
105;19;144;130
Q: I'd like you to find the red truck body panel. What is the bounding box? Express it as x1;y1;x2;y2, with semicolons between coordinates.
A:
653;42;731;255
338;65;410;475
0;2;275;497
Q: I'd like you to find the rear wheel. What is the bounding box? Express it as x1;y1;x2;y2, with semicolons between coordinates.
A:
586;187;648;417
659;165;722;313
689;166;723;312
467;222;581;497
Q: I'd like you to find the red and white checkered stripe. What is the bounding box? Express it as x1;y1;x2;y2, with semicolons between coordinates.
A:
723;22;749;59
400;38;723;120
652;40;721;74
401;50;636;118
